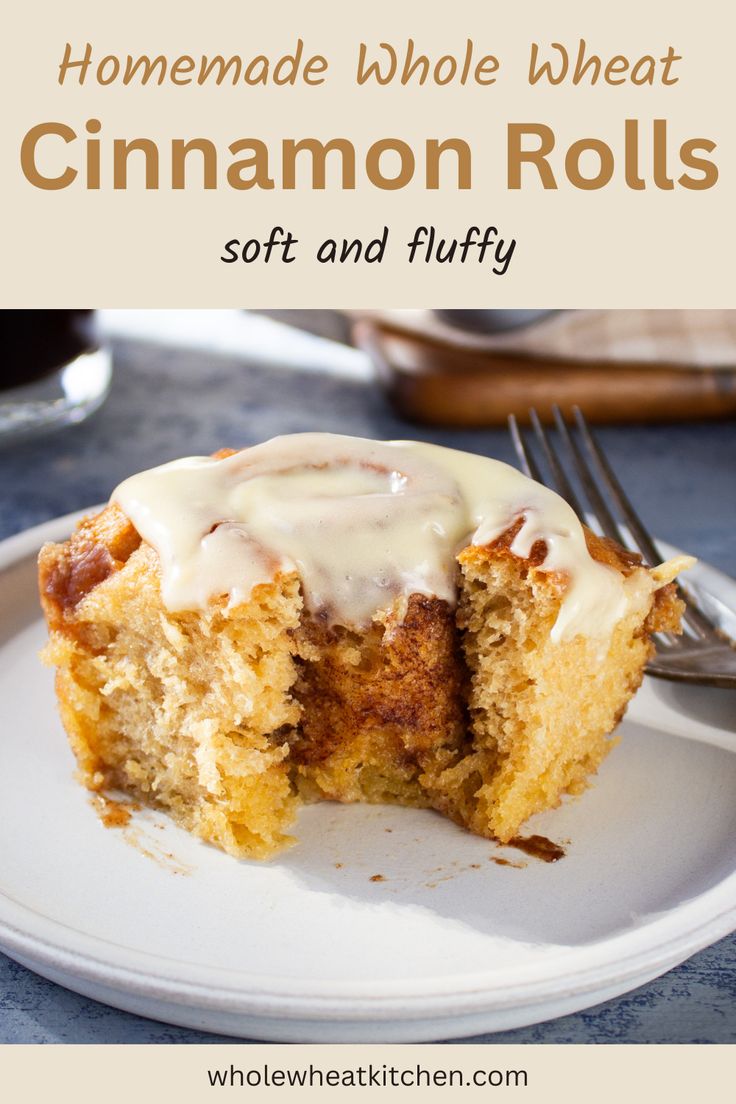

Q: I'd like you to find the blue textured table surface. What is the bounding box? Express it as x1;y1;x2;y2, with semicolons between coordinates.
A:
1;331;735;1044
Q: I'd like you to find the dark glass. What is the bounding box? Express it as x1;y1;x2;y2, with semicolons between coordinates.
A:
0;309;112;444
1;310;95;391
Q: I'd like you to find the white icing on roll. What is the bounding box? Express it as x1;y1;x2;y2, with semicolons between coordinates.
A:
113;432;651;641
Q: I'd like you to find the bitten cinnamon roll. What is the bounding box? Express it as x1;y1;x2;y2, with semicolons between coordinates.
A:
39;433;686;858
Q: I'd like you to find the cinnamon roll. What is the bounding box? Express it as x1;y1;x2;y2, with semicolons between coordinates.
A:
38;433;686;858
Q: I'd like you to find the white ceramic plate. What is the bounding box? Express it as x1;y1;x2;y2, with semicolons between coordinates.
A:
1;512;735;1042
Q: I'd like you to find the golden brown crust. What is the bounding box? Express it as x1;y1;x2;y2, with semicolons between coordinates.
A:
583;527;644;574
482;516;549;567
645;582;684;634
39;504;140;632
581;526;684;633
39;449;245;631
482;516;644;577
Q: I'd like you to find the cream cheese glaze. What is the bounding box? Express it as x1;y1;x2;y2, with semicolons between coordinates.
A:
112;432;655;641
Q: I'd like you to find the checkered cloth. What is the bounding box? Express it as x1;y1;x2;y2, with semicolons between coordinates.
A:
372;310;736;368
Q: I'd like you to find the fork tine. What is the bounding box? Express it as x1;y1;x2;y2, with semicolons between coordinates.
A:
509;408;730;668
549;406;631;548
508;414;544;482
572;407;718;641
571;407;661;566
529;409;587;518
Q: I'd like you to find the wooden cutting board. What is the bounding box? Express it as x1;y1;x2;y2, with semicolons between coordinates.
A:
254;310;736;426
352;316;736;426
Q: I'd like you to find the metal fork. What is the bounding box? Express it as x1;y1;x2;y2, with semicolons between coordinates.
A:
508;406;736;688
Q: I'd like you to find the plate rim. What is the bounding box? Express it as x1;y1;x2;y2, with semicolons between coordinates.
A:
2;508;736;1024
